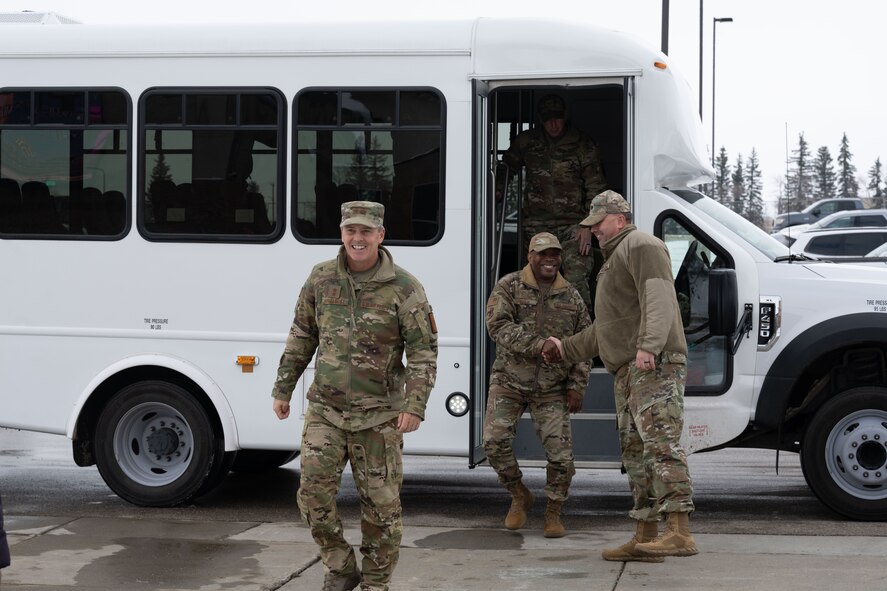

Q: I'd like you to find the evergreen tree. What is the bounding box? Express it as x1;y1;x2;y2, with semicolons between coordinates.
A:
812;146;837;201
787;132;813;209
730;153;745;216
744;149;765;228
149;151;173;188
836;132;859;198
868;158;884;208
341;135;393;197
714;146;731;205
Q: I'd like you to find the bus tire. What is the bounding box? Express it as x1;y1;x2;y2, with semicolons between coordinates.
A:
230;449;299;473
94;380;221;507
800;387;887;520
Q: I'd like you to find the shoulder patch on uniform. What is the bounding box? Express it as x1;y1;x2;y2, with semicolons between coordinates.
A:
428;310;438;334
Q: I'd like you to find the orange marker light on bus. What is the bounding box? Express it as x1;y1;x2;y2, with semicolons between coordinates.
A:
654;60;667;70
236;356;258;373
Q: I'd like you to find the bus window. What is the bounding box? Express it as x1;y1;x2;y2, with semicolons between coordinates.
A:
294;88;445;243
139;89;285;242
0;88;130;239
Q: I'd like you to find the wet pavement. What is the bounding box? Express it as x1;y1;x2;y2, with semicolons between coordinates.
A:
4;513;887;590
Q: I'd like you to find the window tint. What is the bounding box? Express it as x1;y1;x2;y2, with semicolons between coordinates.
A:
662;216;730;393
824;217;853;229
0;89;130;238
854;215;887;227
140;89;284;241
294;88;444;243
818;202;839;215
807;232;887;256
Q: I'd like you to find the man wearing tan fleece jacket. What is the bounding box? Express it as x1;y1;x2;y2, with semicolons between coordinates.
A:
546;190;697;562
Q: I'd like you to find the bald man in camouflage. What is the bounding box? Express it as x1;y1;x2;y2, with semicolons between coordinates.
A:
272;201;438;591
498;94;608;312
484;232;591;538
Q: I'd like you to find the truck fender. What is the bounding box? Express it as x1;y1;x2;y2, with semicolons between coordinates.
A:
755;313;887;431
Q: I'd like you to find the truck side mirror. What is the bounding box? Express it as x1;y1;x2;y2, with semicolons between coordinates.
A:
708;268;738;336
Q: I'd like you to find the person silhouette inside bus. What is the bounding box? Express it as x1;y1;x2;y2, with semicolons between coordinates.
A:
483;232;591;538
271;201;438;591
497;94;607;312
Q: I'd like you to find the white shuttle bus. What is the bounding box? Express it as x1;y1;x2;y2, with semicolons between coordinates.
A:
2;16;887;520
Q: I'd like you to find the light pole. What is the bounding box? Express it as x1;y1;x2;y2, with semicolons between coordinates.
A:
711;16;733;166
698;1;703;119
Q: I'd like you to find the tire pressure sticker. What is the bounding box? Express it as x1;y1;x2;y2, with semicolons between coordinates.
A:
144;317;169;330
688;424;710;438
867;299;887;312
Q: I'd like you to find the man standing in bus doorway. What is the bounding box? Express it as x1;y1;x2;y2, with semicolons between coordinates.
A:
497;94;608;312
271;201;438;591
545;191;697;561
484;232;591;538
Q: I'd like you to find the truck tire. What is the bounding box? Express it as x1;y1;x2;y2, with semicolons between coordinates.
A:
230;449;299;473
801;387;887;520
94;380;224;507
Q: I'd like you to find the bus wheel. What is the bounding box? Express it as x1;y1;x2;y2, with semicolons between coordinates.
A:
230;449;299;473
94;380;220;507
801;387;887;521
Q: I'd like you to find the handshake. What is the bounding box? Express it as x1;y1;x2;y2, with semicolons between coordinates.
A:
541;336;564;363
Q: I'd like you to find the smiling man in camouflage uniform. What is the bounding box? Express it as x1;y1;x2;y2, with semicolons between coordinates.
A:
483;232;591;538
499;94;608;311
271;201;438;591
547;191;696;562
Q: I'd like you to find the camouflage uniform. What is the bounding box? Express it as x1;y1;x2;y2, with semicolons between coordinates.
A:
272;203;437;591
500;105;607;309
561;192;693;522
483;236;591;502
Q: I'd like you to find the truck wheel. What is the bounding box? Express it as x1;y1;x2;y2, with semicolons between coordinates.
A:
801;387;887;520
94;381;223;507
230;449;299;473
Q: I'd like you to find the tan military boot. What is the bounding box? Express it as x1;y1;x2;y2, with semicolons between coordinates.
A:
543;500;566;538
601;520;665;562
322;567;361;591
634;512;698;557
504;481;535;530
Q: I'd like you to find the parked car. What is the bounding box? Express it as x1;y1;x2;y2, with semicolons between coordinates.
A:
772;197;866;233
789;226;887;259
773;208;887;246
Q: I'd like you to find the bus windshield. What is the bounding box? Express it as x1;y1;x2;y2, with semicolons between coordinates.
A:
672;189;790;260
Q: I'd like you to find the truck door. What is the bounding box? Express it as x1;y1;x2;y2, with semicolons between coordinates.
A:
470;79;632;467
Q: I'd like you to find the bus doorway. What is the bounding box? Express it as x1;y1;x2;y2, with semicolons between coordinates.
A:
472;82;631;468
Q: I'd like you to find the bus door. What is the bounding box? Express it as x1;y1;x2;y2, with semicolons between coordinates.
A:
469;79;492;466
471;79;633;468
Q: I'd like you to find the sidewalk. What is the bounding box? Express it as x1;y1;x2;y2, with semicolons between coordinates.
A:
4;514;886;590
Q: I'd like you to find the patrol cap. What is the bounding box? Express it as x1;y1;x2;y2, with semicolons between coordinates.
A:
537;94;566;121
340;200;384;228
528;231;563;253
580;190;631;227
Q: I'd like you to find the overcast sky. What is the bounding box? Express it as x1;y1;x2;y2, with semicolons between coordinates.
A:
3;0;885;206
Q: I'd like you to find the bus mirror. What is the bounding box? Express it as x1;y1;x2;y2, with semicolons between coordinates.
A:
708;268;738;337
